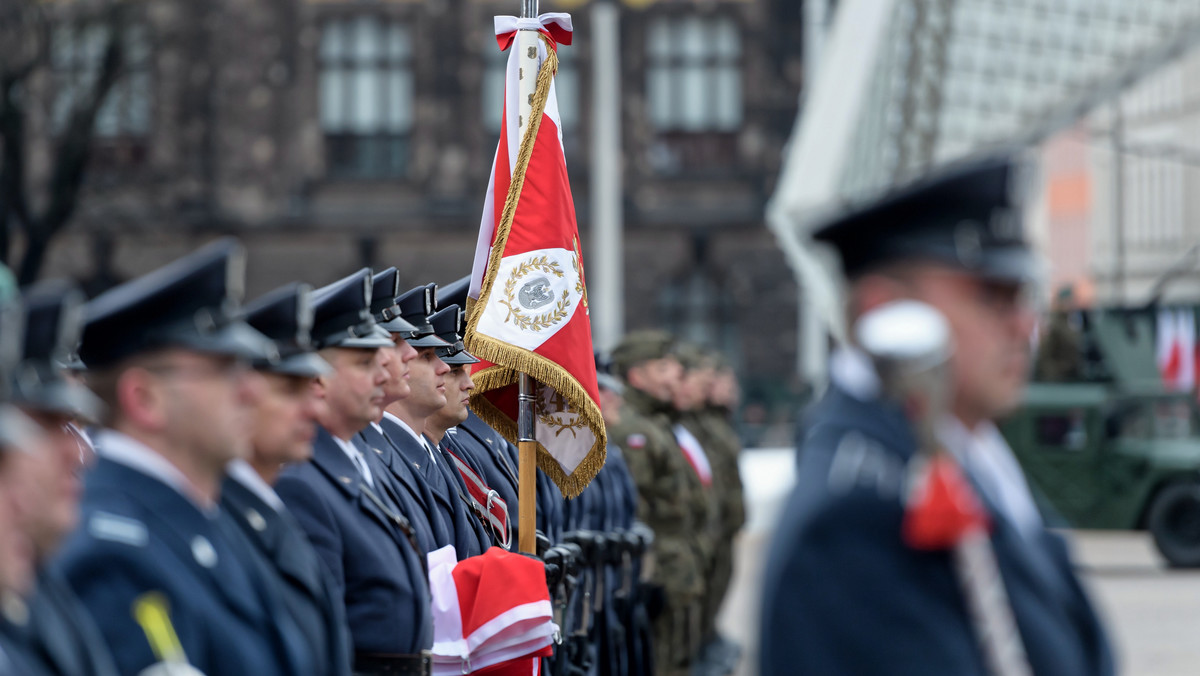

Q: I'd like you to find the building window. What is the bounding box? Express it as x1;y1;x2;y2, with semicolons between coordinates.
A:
51;20;152;163
482;39;579;135
646;15;741;133
319;15;413;179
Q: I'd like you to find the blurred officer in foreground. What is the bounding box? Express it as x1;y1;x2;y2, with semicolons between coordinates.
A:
10;281;118;676
760;153;1113;675
56;239;313;675
609;330;706;676
0;292;52;675
273;270;433;673
221;283;353;676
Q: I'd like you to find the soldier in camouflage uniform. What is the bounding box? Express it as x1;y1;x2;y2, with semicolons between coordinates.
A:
695;353;746;671
667;343;726;675
609;331;706;676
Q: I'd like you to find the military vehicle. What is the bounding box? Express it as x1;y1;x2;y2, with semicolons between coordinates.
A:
1003;308;1200;567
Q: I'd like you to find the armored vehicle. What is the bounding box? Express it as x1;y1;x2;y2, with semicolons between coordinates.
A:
1003;308;1200;567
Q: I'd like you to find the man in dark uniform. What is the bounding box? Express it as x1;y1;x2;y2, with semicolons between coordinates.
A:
0;290;55;675
273;269;434;674
424;305;520;551
376;285;490;559
435;276;565;543
221;282;353;676
8;280;118;676
355;268;449;555
760;153;1114;675
55;239;313;675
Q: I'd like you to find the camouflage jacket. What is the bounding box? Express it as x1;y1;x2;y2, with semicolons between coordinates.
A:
610;386;706;600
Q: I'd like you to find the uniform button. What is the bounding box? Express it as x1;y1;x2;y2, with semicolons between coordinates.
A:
191;536;218;568
246;509;267;532
340;476;352;484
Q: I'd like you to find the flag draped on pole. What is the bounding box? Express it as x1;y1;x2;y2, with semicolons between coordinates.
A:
465;12;606;498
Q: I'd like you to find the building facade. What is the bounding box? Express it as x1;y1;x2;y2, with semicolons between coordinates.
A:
24;0;806;430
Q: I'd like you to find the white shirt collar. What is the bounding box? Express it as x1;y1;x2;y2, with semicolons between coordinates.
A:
225;459;285;512
829;346;881;401
94;430;216;514
936;417;1043;535
331;435;374;487
386;412;437;460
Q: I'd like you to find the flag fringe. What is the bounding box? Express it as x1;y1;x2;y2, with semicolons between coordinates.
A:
465;33;607;499
467;343;607;499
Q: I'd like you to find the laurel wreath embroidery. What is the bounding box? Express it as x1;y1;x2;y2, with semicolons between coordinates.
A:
537;389;588;438
499;256;570;331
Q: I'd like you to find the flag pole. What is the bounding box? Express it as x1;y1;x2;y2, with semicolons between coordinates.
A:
516;0;540;555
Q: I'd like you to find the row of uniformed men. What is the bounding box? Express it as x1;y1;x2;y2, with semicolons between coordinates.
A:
601;331;747;676
0;239;652;676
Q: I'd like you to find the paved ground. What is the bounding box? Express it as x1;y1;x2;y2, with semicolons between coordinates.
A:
717;449;1200;675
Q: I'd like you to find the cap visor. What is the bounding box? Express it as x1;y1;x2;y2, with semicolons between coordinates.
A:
976;247;1039;283
0;405;43;451
263;352;332;378
406;333;451;349
440;350;480;365
177;322;278;362
18;380;105;423
378;316;420;334
327;333;394;349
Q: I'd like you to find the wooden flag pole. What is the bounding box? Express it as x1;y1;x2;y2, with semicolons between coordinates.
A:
516;0;540;555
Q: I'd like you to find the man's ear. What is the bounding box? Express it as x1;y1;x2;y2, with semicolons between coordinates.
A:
116;368;167;432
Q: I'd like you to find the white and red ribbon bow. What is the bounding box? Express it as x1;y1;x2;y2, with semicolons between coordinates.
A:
494;13;573;51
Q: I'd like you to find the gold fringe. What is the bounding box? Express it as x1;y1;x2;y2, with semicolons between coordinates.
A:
464;35;607;499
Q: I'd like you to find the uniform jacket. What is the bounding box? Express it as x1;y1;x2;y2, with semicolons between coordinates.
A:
221;475;353;676
610;387;706;601
274;428;433;656
457;413;565;543
54;455;311;676
0;620;51;676
759;385;1114;676
26;569;119;676
377;416;489;558
355;425;445;554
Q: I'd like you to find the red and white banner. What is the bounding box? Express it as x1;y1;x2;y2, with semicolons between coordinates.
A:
1157;308;1197;392
465;13;606;498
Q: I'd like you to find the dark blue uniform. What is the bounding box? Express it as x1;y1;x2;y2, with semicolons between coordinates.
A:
760;385;1114;676
221;475;353;676
25;570;119;676
274;428;433;658
378;416;490;558
355;426;445;554
55;455;311;676
455;413;521;527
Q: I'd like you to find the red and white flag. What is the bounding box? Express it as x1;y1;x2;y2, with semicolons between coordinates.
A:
1158;308;1197;392
428;547;556;676
464;13;606;498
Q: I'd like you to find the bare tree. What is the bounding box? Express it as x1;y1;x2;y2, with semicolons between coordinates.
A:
0;0;135;284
